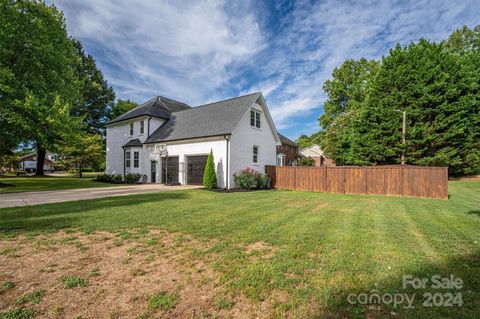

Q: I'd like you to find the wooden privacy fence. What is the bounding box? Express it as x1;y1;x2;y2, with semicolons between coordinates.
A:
265;165;448;199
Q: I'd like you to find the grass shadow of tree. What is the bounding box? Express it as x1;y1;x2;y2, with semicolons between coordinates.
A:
0;191;190;234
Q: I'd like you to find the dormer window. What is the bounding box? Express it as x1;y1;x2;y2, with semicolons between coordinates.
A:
140;120;145;134
250;109;261;128
129;122;134;136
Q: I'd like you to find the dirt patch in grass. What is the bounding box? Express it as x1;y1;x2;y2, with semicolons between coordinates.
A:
0;229;268;318
244;241;276;258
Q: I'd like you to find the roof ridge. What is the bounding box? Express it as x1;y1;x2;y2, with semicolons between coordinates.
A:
182;92;260;111
157;95;190;108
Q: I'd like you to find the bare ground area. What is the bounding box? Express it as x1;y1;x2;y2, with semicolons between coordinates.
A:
0;229;270;318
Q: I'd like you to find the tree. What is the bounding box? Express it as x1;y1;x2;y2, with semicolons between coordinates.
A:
57;133;104;178
362;39;480;174
297;132;322;149
70;40;115;134
109;99;138;121
320;58;380;130
0;0;82;175
444;25;480;54
317;27;480;175
319;58;379;165
203;150;217;189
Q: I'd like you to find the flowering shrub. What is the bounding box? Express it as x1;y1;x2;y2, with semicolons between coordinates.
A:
233;167;268;190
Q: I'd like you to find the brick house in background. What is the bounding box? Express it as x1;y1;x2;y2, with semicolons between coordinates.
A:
300;144;335;166
276;133;300;166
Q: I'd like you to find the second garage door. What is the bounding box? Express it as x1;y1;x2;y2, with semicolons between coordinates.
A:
187;155;208;185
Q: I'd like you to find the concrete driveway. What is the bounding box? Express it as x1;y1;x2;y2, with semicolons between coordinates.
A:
0;184;202;208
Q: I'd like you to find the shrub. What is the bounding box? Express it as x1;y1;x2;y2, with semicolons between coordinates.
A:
94;174;124;184
234;167;268;190
203;150;217;189
124;173;141;184
111;174;123;184
298;156;315;166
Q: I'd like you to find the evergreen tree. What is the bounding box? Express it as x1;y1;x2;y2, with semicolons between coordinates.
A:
203;150;217;189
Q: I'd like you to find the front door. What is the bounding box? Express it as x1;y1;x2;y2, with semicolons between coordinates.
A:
151;161;157;183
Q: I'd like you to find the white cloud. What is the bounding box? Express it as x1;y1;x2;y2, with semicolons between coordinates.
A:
253;0;479;131
54;0;264;104
52;0;479;137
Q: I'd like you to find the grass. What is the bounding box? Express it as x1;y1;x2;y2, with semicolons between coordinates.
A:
58;276;88;289
0;308;36;319
0;174;118;194
16;289;46;305
0;180;479;318
147;290;179;311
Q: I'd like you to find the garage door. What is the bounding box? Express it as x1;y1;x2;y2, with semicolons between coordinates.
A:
187;155;208;185
161;156;179;184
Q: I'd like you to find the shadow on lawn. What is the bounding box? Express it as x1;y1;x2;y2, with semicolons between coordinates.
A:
467;210;480;217
313;251;480;319
0;191;190;233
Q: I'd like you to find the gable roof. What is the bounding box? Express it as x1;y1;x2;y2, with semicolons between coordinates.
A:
278;133;297;147
107;96;191;125
122;139;143;148
144;92;262;143
300;144;323;156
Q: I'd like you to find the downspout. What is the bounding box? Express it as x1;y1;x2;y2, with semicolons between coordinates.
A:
147;116;152;137
122;147;126;178
224;135;231;189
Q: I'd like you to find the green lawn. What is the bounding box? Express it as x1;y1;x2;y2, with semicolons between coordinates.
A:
0;181;479;318
0;173;116;193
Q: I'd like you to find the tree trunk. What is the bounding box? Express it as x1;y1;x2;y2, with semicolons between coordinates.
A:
35;145;46;176
79;160;83;178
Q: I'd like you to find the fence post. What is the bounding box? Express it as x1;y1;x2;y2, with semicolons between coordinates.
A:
365;167;368;195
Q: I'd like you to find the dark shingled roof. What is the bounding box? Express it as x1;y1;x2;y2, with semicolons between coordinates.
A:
278;133;297;147
107;96;191;125
144;92;261;143
122;139;143;148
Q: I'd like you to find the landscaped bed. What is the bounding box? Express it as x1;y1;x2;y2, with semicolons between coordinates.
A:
0;180;479;318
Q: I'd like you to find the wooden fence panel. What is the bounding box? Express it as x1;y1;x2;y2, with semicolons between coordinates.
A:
264;165;448;199
384;167;403;196
366;168;386;195
325;167;345;194
344;167;367;195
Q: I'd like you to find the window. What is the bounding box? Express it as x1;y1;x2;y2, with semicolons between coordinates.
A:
133;151;139;168
250;109;261;128
129;122;134;136
140;120;145;134
253;145;259;163
125;151;131;168
277;154;285;166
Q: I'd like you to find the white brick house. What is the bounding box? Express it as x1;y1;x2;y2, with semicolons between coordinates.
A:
105;92;281;188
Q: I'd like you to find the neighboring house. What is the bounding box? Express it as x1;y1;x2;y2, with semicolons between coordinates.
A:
276;133;299;166
105;92;281;188
18;153;57;173
299;144;336;166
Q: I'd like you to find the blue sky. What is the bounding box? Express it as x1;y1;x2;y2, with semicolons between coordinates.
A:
52;0;479;140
